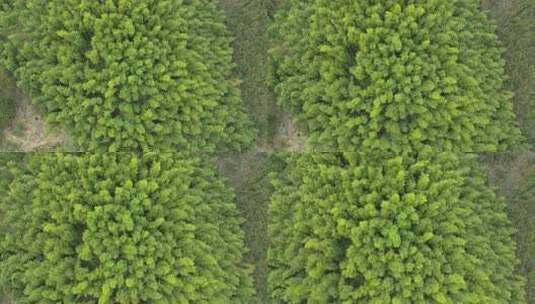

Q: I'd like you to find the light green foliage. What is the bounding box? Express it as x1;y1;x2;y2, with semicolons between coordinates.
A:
0;153;253;303
270;0;524;152
269;152;525;303
0;0;254;151
0;152;22;195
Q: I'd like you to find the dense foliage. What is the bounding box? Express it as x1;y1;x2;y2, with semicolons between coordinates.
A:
268;152;525;303
0;0;254;151
0;153;253;303
270;0;524;152
0;152;22;191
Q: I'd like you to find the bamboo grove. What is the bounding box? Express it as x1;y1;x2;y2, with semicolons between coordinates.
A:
268;0;528;303
0;0;255;152
268;152;525;303
0;1;257;303
0;0;530;303
0;153;254;303
269;0;524;153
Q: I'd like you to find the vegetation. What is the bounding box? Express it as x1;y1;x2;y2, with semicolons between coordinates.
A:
269;151;525;303
510;169;535;303
0;153;253;303
482;152;535;303
265;1;530;303
218;153;286;303
0;152;22;192
0;0;254;152
217;0;284;150
510;173;535;303
484;0;535;146
269;0;524;152
0;1;531;304
0;70;17;134
0;95;14;132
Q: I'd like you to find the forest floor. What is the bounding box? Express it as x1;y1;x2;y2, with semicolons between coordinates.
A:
483;0;535;144
217;153;284;303
215;1;296;302
217;0;306;153
482;0;535;301
482;152;535;303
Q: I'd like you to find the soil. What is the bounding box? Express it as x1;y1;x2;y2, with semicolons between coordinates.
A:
1;94;70;152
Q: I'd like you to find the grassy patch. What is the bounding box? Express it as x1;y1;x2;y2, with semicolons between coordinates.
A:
214;1;306;301
480;2;535;299
481;152;535;303
0;70;17;134
217;153;285;303
483;0;535;145
217;0;285;151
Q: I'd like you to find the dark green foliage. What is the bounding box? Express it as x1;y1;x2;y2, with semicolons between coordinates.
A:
0;70;16;132
269;152;525;303
0;0;254;151
0;94;14;131
218;0;284;150
0;153;253;303
490;0;535;145
481;152;535;303
270;0;524;152
512;173;535;302
0;152;22;193
217;153;287;303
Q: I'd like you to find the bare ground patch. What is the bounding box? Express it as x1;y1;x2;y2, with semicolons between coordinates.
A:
1;90;70;152
262;112;307;152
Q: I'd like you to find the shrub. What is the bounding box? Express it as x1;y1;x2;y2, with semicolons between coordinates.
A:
269;0;524;153
0;153;253;303
268;151;525;303
0;0;254;151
